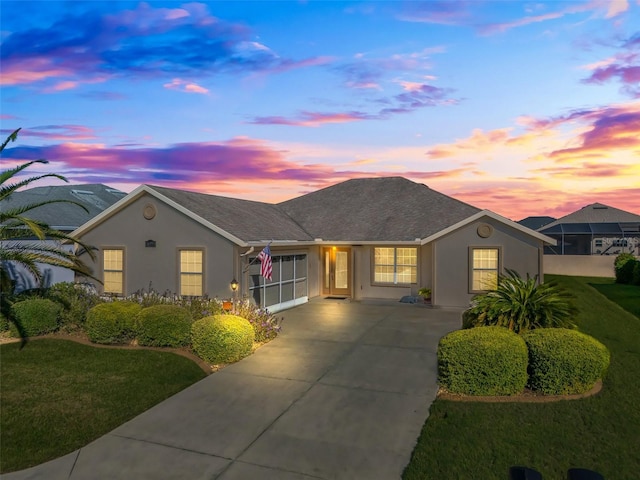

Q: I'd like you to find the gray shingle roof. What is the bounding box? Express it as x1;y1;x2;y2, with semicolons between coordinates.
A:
541;203;640;230
148;185;313;242
278;177;481;241
518;216;556;230
1;184;125;230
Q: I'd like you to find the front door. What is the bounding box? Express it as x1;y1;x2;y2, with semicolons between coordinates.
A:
322;247;351;297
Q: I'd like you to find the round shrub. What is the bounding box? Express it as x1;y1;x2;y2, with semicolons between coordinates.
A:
9;298;62;337
523;329;610;395
438;326;528;396
632;260;640;286
614;253;636;284
0;311;9;332
86;301;142;344
136;305;192;347
191;314;254;364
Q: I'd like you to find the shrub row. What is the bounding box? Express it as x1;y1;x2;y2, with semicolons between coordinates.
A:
438;327;609;396
614;252;640;285
85;303;255;364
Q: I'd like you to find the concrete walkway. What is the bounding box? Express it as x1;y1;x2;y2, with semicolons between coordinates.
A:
3;300;462;480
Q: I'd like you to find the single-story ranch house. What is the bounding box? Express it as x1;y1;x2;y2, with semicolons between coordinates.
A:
71;177;555;310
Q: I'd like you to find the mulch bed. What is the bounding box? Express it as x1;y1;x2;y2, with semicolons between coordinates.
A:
437;380;603;403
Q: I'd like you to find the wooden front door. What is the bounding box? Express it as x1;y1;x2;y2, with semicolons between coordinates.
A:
322;247;351;297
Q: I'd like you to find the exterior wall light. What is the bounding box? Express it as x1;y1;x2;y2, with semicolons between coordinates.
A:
230;278;239;291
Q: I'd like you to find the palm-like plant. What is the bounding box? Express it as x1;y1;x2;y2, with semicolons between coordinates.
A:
462;269;576;333
1;128;98;298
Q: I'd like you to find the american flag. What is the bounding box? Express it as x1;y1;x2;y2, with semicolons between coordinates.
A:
257;245;272;280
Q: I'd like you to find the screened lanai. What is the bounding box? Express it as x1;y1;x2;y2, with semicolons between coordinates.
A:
541;222;640;255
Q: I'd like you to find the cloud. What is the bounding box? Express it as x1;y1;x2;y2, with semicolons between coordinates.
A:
335;48;444;91
250;111;373;127
426;128;513;158
479;0;627;35
249;82;456;126
581;34;640;98
1;2;330;90
543;103;640;162
163;78;210;95
395;1;473;25
1;125;98;141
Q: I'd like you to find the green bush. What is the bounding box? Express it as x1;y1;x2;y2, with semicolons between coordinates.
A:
85;301;142;344
438;327;528;396
229;299;282;342
9;298;62;337
136;305;192;347
0;311;9;332
523;328;610;395
632;260;640;286
614;253;636;284
47;282;103;330
191;314;254;364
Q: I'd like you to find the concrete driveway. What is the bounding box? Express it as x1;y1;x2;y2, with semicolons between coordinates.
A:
3;300;461;480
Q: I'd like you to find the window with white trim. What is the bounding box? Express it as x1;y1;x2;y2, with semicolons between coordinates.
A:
103;248;124;295
179;249;203;296
373;247;417;284
471;248;499;292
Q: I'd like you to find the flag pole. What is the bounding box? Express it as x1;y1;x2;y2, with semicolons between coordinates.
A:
242;240;273;273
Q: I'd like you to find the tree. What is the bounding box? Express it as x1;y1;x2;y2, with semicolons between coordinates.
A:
462;269;576;334
1;128;98;335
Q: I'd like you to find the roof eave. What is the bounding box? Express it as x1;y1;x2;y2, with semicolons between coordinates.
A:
420;210;557;246
71;185;248;246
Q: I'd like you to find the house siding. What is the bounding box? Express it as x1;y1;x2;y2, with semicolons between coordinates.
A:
78;194;235;298
432;217;543;308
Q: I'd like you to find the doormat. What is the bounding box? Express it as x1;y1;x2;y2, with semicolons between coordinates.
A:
325;296;348;300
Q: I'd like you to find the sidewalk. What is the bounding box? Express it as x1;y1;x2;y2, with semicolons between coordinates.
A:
2;300;462;480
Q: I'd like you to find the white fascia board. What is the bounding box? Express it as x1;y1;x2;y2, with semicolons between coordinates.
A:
420;210;557;246
246;239;423;247
71;185;248;246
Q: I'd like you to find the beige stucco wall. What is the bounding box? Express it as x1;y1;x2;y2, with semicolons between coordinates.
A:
77;193;235;298
543;255;616;278
432;217;544;308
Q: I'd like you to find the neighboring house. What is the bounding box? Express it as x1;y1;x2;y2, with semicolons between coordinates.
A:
518;216;556;231
71;177;555;310
539;203;640;256
0;184;126;292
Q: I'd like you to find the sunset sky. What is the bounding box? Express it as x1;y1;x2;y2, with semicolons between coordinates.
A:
1;0;639;221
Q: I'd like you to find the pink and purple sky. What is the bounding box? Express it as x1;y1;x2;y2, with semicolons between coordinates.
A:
1;0;639;220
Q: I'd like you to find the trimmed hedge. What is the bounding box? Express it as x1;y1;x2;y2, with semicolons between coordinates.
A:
9;298;62;337
523;328;610;395
191;314;254;364
438;327;528;396
86;302;142;344
614;253;637;284
136;305;192;347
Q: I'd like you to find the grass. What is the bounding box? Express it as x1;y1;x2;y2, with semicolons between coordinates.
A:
403;275;640;480
588;278;640;319
0;339;206;473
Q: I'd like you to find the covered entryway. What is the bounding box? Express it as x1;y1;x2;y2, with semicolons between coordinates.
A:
322;246;351;297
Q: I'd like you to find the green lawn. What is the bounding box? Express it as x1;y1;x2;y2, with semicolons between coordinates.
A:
0;339;206;473
403;275;640;480
588;278;640;319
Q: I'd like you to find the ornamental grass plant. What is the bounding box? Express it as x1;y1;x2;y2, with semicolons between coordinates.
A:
463;269;576;333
